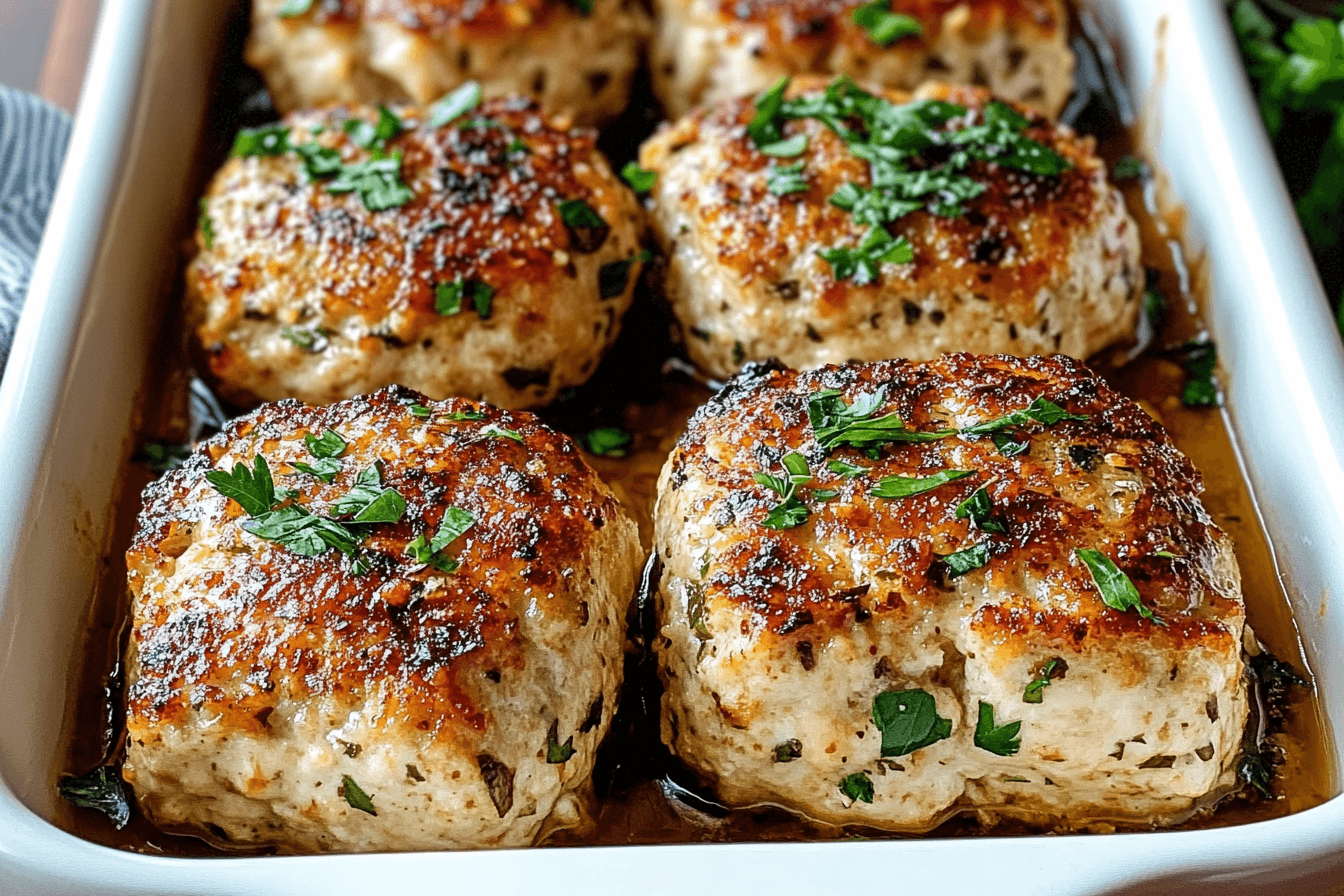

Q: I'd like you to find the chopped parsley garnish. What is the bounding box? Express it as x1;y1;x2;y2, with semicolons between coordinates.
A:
1239;746;1274;798
1076;548;1161;623
598;250;653;299
206;455;277;517
766;161;810;195
755;451;813;530
808;388;954;453
960;396;1088;437
687;581;711;640
278;0;315;16
758;132;809;157
293;430;347;482
293;140;342;179
445;408;488;422
558;198;606;229
243;504;360;557
231;123;290;158
482;423;524;442
1111;155;1149;181
1143;273;1168;331
331;464;407;523
280;325;328;352
839;771;875;804
852;1;922;47
1176;339;1219;408
579;426;633;457
990;433;1030;457
58;767;131;829
435;279;495;318
344;105;403;150
405;506;474;573
1023;657;1064;704
621;161;657;194
774;739;803;763
197;198;214;250
326;154;414;211
409;404;433;418
341;775;377;816
973;701;1022;756
426;80;483;129
826;458;869;478
955;485;1006;533
943;542;990;578
547;726;577;764
744;76;1071;282
870;468;972;499
138;441;190;473
819;225;913;284
872;688;952;757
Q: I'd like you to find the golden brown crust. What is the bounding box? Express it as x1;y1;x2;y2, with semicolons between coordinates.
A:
126;386;625;739
288;0;582;38
666;355;1238;655
714;0;1065;50
642;82;1105;322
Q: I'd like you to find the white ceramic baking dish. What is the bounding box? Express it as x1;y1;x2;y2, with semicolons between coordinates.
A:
2;0;1343;893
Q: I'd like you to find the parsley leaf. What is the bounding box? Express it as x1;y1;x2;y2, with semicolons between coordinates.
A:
1176;339;1219;407
206;455;277;517
579;426;633;457
826;458;869;478
293;140;343;179
955;485;1006;533
231;124;290;158
343;105;403;150
547;724;577;764
943;542;990;578
1023;657;1065;704
482;423;524;442
766;161;811;195
1111;155;1149;181
197;198;214;250
1076;548;1162;623
435;279;495;318
973;701;1022;756
621;161;658;194
326;153;414;211
340;775;377;816
305;430;347;458
808;388;954;453
243;504;360;557
872;688;952;757
871;468;973;499
598;250;653;299
852;1;922;47
280;325;329;352
839;771;875;804
755;451;813;530
757;132;809;157
558;198;606;229
331;465;407;523
990;433;1030;457
820;225;913;284
58;766;131;829
748;77;791;147
774;739;803;763
426;80;483;129
960;396;1088;437
405;506;473;572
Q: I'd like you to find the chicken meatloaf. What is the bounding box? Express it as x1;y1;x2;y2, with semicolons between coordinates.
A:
122;386;643;853
653;355;1248;831
189;97;645;410
247;0;648;127
640;79;1141;380
651;0;1074;120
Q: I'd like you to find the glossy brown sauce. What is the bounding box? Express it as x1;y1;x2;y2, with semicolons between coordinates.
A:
53;2;1335;853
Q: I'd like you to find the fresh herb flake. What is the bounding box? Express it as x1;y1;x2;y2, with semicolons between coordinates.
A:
872;688;952;757
426;80;483;129
766;161;811;195
305;430;348;459
954;485;1006;533
435;279;495;319
826;458;869;478
820;225;913;284
326;153;414;211
1023;657;1064;704
579;426;633;457
621;161;658;194
755;451;813;530
961;396;1088;437
973;701;1022;756
774;739;803;763
58;767;131;829
597;250;652;299
943;543;990;578
197;198;214;250
1176;339;1219;408
808;388;954;453
547;728;577;764
231;124;290;158
853;0;923;47
206;455;277;517
341;775;377;816
1111;155;1149;181
1076;548;1162;623
871;468;972;499
839;771;875;804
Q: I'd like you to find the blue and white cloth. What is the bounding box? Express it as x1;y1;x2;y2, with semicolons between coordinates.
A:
0;86;71;376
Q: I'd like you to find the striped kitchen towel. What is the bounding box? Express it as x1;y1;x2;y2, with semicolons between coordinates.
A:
0;86;72;377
